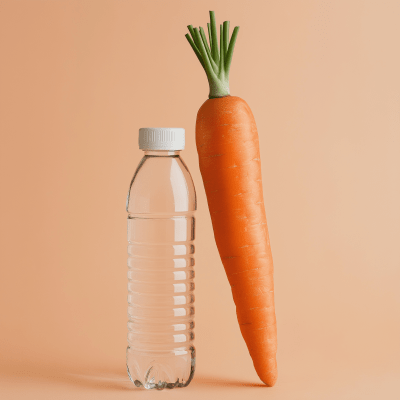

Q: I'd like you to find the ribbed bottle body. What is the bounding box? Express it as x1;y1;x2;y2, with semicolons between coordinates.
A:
126;151;196;390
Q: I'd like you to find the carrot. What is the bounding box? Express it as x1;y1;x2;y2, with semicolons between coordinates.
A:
185;11;278;386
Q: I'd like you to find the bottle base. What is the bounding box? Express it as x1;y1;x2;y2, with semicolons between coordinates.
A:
126;346;195;390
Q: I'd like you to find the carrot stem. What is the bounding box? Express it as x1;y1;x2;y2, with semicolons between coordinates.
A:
200;27;212;59
187;25;197;46
200;27;218;72
209;11;220;64
225;26;239;74
193;28;217;80
207;23;212;49
223;21;230;60
219;24;225;77
186;11;239;99
185;33;205;70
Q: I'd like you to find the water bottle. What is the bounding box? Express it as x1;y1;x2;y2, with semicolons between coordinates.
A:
126;128;196;390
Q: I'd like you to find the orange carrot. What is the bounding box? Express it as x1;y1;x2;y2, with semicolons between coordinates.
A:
186;12;278;386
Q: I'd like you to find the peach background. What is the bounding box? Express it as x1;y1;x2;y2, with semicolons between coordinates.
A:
1;0;399;398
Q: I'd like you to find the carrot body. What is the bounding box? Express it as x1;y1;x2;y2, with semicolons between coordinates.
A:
196;96;278;386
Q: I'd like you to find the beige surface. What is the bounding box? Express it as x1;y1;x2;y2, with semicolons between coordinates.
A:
1;0;399;398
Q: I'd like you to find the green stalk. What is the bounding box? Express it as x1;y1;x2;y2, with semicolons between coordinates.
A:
225;26;240;73
185;33;204;69
223;21;230;56
185;11;240;99
209;11;220;64
219;24;225;78
207;23;212;49
199;27;218;72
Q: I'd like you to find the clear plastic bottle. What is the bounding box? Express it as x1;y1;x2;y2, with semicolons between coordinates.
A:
126;128;196;390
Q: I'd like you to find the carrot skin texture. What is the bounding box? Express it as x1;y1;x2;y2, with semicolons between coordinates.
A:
196;96;278;386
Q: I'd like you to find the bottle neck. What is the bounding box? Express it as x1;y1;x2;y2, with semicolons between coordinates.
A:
144;150;181;156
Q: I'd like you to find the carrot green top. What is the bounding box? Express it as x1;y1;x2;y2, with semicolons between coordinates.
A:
185;11;240;99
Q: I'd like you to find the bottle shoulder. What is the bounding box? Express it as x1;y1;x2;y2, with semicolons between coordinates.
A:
127;155;197;214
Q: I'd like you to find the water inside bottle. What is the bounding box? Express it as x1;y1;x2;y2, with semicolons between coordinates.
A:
126;151;196;390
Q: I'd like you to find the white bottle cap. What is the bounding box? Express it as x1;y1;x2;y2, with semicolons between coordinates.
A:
138;127;185;151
